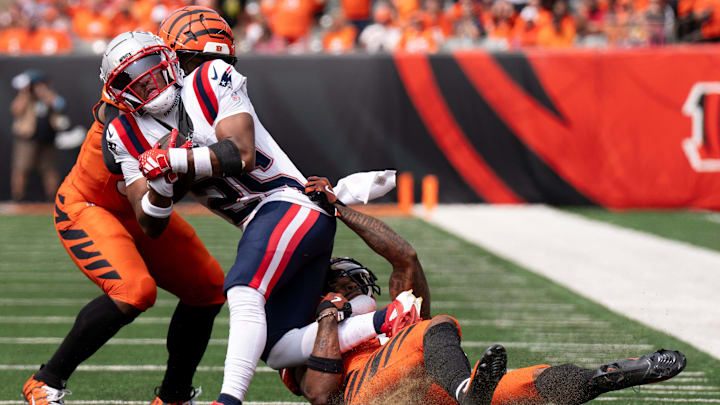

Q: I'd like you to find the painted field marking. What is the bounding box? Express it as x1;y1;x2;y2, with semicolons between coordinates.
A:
0;364;273;372
426;205;720;360
0;399;307;405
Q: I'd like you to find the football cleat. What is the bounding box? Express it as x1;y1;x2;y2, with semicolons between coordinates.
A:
22;375;70;405
588;349;686;392
150;386;201;405
460;344;507;405
379;290;423;337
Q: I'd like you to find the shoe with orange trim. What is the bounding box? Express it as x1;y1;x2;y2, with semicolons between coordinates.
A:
588;349;686;391
149;386;201;405
460;344;507;405
22;375;70;405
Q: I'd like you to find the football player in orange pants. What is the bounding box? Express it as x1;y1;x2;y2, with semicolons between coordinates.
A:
279;178;687;405
21;46;226;405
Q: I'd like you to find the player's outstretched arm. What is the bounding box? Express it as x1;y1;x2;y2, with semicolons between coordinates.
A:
305;176;431;318
336;204;431;318
296;303;345;404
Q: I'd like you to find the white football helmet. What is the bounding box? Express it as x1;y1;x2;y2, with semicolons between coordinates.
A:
100;31;183;115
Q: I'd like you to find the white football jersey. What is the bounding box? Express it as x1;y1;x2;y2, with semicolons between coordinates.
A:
106;59;324;228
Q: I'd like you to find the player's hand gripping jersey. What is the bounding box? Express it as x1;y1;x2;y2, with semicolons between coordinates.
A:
106;59;323;227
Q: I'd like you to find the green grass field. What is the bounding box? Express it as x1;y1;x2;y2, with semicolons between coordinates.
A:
1;209;718;404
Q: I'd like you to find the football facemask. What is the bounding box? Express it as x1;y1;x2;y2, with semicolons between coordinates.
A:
106;47;179;113
326;257;381;298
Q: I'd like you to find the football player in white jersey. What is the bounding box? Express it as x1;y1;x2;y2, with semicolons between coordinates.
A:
98;17;346;403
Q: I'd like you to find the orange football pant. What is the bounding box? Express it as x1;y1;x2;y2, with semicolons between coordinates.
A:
54;190;225;311
344;317;548;405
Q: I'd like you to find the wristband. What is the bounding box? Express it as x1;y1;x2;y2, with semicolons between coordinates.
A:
168;148;188;173
193;147;213;179
307;355;344;374
209;139;246;176
141;192;173;218
316;311;337;323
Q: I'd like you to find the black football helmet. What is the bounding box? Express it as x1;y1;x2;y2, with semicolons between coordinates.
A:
325;257;381;297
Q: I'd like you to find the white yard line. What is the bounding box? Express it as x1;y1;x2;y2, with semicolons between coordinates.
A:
424;204;720;360
0;399;307;405
0;364;274;372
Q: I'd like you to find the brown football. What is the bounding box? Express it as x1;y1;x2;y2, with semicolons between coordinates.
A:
157;131;194;202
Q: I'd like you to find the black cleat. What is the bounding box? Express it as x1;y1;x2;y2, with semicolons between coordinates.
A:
588;349;686;392
460;344;507;405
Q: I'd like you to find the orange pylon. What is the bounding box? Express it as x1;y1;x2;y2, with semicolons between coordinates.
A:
397;172;414;214
422;175;438;218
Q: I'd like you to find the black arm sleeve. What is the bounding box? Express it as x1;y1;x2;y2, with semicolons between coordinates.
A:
208;139;246;177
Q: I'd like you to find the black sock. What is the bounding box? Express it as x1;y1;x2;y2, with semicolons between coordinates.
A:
372;307;388;334
37;295;136;386
422;322;471;401
534;364;598;405
158;302;223;402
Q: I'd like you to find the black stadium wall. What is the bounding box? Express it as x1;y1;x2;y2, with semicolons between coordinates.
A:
3;48;720;209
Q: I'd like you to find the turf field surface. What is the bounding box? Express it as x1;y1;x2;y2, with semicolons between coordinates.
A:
1;207;718;404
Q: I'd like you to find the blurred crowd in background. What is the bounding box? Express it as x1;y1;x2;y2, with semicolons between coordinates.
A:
0;0;718;55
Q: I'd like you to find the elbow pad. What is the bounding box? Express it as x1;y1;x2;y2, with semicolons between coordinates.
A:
208;139;246;177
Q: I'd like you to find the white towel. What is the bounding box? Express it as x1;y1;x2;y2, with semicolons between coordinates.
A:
334;170;397;205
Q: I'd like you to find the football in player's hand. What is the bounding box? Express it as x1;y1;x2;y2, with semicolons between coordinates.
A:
157;131;194;202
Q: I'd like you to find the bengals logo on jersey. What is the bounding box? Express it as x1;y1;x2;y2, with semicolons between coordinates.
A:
682;82;720;172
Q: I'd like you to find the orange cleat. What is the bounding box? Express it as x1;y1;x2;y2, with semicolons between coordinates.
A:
22;375;70;405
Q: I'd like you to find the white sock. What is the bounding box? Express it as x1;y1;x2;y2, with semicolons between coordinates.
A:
266;311;379;369
220;286;267;401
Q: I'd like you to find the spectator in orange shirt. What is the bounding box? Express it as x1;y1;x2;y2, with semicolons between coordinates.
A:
512;0;542;46
393;0;421;24
398;12;439;52
28;25;72;54
537;0;576;46
421;0;454;38
27;6;73;54
263;0;324;44
483;0;516;48
341;0;372;32
71;0;112;41
0;22;32;54
322;10;358;52
692;0;720;40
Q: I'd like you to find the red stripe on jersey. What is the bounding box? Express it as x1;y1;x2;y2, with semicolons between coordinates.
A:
112;115;151;158
263;208;320;299
249;204;301;292
193;62;219;125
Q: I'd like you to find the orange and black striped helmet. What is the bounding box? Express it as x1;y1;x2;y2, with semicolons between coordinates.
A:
159;6;236;68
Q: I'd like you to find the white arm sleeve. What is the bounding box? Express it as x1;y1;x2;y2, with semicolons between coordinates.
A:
265;296;379;369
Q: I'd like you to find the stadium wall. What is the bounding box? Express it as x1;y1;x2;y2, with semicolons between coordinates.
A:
2;48;720;208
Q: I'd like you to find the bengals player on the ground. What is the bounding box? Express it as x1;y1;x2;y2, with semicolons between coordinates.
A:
21;37;225;405
281;178;688;405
